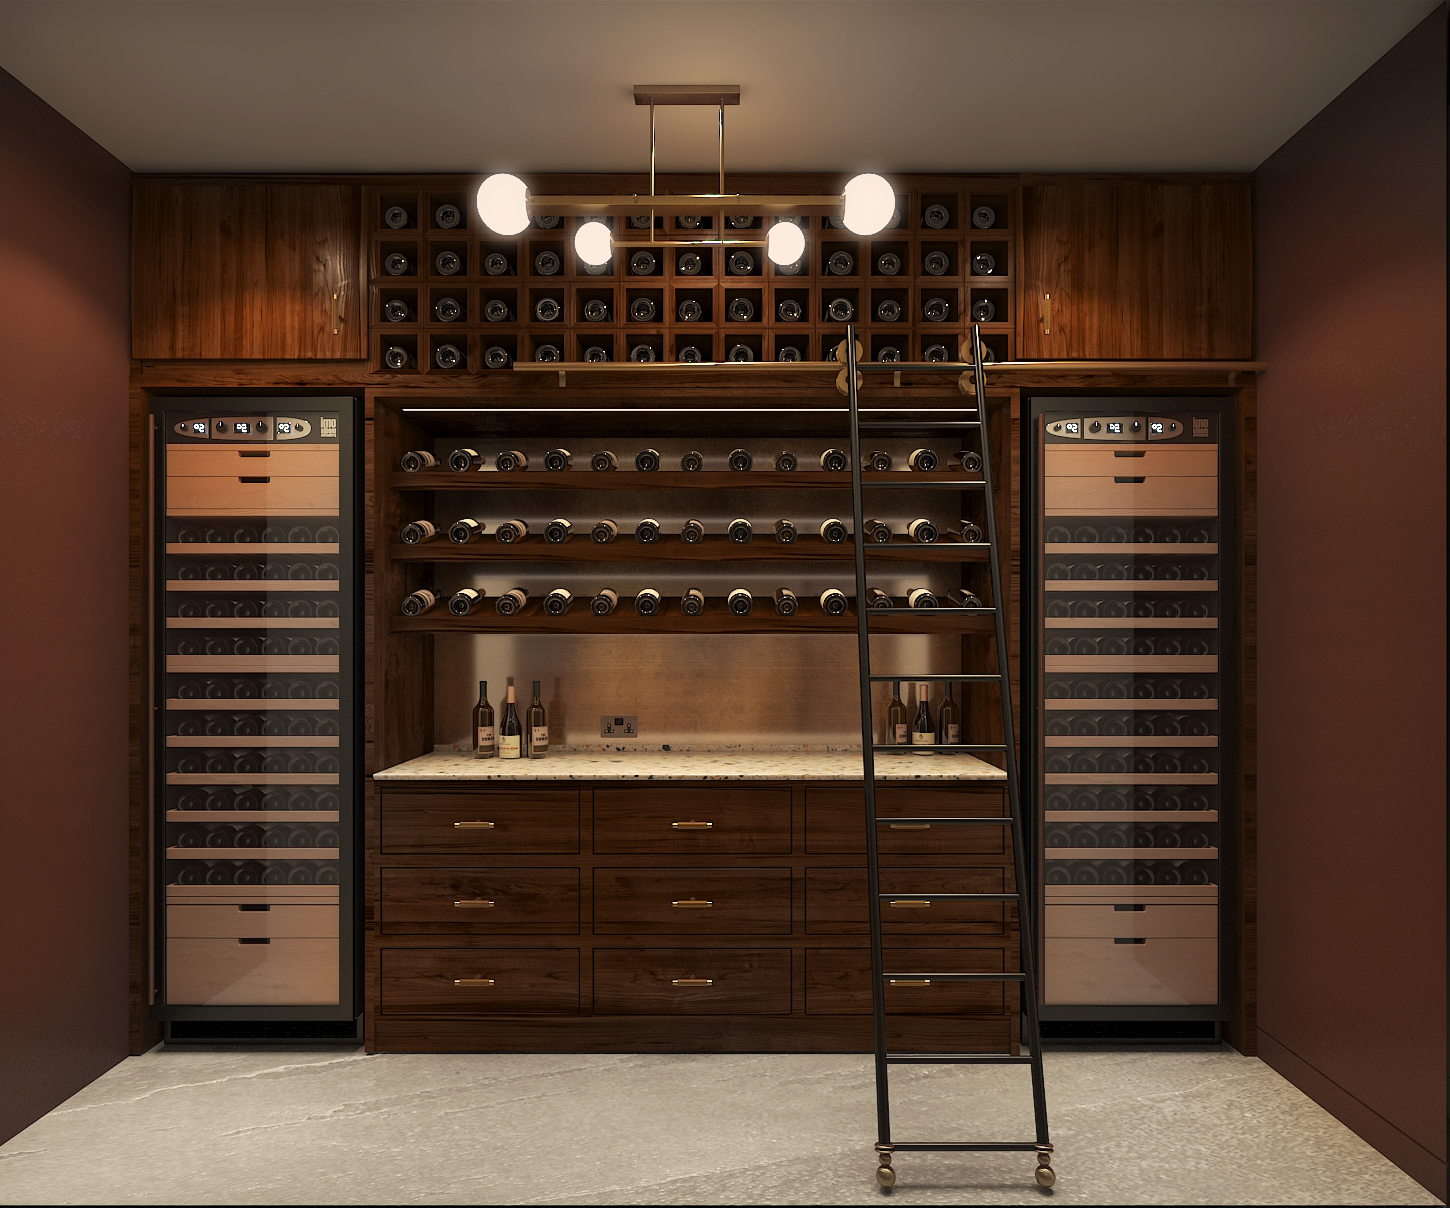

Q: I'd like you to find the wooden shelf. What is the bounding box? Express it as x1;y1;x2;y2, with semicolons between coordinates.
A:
166;655;339;673
390;536;989;564
1044;581;1218;592
167;543;340;555
1044;773;1218;785
392;598;995;636
166;736;340;748
391;469;984;492
1045;847;1218;860
167;811;340;822
1043;736;1217;748
1045;810;1218;823
1045;543;1216;555
166;773;341;785
168;617;340;629
167;847;338;860
1045;699;1217;710
1044;655;1217;673
166;581;340;592
1044;618;1217;629
166;699;340;710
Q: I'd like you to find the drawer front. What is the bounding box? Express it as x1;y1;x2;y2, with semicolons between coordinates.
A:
806;867;1009;934
1045;937;1217;1005
593;869;791;934
379;790;579;854
806;787;1006;855
806;948;1007;1015
168;446;339;477
167;937;338;1005
1046;904;1218;938
379;948;580;1014
594;786;791;855
166;475;339;514
167;904;338;938
594;948;791;1014
380;868;579;934
1043;447;1218;477
1043;476;1217;514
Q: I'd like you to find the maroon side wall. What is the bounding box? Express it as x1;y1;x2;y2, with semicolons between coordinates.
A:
1254;6;1446;1198
0;69;132;1142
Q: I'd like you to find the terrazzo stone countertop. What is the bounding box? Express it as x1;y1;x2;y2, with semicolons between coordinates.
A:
373;746;1008;782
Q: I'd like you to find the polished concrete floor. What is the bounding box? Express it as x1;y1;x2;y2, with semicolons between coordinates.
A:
0;1046;1438;1205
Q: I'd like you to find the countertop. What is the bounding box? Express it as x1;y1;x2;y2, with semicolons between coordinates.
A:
372;746;1008;782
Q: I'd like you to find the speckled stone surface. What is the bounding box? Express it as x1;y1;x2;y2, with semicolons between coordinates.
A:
372;746;1009;782
0;1047;1438;1205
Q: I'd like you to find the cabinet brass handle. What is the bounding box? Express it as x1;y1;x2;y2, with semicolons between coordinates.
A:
1042;292;1051;334
889;979;931;987
671;978;714;987
889;899;932;908
453;977;495;986
889;823;930;830
671;899;713;908
454;899;495;908
454;821;495;829
671;820;713;830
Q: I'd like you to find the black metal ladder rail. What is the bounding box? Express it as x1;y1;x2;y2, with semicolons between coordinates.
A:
844;324;1055;1190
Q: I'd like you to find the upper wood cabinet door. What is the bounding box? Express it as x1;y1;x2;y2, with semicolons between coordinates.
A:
1019;182;1252;360
132;182;364;359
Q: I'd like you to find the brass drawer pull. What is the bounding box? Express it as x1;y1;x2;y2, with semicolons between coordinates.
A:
671;899;713;908
453;977;495;987
889;823;930;830
671;820;713;830
671;978;714;987
889;899;932;908
454;821;495;829
454;899;495;909
888;979;931;987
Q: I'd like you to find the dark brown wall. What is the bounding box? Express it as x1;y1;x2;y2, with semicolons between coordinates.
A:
1254;6;1446;1198
0;68;132;1143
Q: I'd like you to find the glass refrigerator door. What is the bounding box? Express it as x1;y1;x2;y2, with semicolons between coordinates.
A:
1037;407;1227;1010
156;404;358;1014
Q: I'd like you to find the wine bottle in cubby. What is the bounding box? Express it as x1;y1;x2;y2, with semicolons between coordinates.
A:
907;449;939;472
863;519;892;543
449;518;484;545
543;448;572;471
592;588;618;616
819;518;848;544
727;448;753;472
680;588;705;616
820;448;848;472
819;588;848;616
774;588;798;617
634;588;661;617
907;588;939;609
591;450;618;472
635;519;661;544
634;448;661;472
948;588;983;609
727;518;753;545
400;449;436;472
448;448;483;473
400;520;438;545
495;450;528;472
543;519;572;544
866;587;892;609
680;519;705;544
773;519;797;544
401;589;438;617
542;589;572;616
494;520;528;544
727;588;753;616
592;519;619;545
527;681;549;758
680;450;704;472
864;450;892;472
449;588;484;616
907;519;938;544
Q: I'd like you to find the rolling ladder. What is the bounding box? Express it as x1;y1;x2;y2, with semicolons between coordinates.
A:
842;324;1054;1190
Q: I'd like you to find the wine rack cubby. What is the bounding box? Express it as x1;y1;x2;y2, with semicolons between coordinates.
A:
367;176;1018;375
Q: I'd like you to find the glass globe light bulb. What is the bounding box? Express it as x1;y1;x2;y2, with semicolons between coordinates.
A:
842;173;895;236
574;220;612;267
476;173;530;236
766;219;806;266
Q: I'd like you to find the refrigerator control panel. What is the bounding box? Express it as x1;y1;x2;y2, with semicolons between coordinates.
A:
170;415;327;442
1045;416;1186;442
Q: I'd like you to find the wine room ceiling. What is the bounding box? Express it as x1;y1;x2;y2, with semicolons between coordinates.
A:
0;0;1437;174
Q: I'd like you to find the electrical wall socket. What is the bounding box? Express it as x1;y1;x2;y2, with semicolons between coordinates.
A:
600;715;638;738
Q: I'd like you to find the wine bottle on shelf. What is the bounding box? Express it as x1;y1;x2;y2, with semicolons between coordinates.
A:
727;518;753;545
401;589;437;617
400;520;438;545
399;450;436;472
680;451;704;472
864;450;892;472
907;448;939;471
592;519;619;545
773;519;797;545
947;587;983;609
634;588;661;616
774;588;798;617
727;588;753;616
866;587;892;609
907;588;939;609
959;451;983;473
773;451;798;472
633;518;661;545
907;519;939;544
542;448;572;472
449;588;484;616
633;448;662;473
958;520;984;544
494;519;528;544
495;450;528;472
527;681;549;758
863;519;892;544
472;681;496;759
680;588;705;616
820;448;848;472
541;519;572;545
591;451;619;472
819;518;848;544
680;519;705;544
448;448;483;473
886;682;907;745
543;588;572;616
592;588;618;616
727;449;753;472
499;683;522;759
912;684;936;753
494;588;529;616
819;588;848;616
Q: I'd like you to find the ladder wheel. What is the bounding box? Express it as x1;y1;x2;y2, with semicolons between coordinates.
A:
1034;1164;1056;1188
876;1165;896;1188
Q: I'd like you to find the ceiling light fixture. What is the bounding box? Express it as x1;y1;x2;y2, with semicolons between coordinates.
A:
476;86;897;253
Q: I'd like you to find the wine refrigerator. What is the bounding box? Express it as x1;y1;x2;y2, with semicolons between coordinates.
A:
1024;397;1237;1036
151;398;362;1033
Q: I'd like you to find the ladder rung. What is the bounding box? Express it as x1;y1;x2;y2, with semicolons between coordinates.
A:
867;606;997;615
867;673;1001;681
871;743;1006;752
877;892;1020;902
860;481;986;489
882;972;1027;982
875;816;1014;825
885;1054;1033;1065
882;1142;1046;1153
856;419;980;428
855;363;981;375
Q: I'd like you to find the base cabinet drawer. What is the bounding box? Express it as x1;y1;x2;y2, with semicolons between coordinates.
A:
594;787;791;855
806;868;1009;934
167;937;338;1005
1043;476;1217;514
167;904;338;938
379;948;580;1014
806;787;1006;855
166;475;339;514
1045;937;1217;1005
380;868;580;934
806;948;1008;1015
1046;904;1218;938
594;948;791;1014
1043;447;1218;477
594;869;791;934
167;446;340;477
379;791;580;853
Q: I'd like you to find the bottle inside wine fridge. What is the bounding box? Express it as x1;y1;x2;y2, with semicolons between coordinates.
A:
153;398;361;1034
1027;398;1235;1039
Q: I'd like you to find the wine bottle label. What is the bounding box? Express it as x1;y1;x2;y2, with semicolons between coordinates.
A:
892;724;909;743
531;726;549;747
476;726;496;751
499;734;522;759
945;723;961;744
912;730;934;747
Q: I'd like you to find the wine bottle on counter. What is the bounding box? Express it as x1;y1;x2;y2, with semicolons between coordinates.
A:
680;519;705;544
448;518;483;544
774;588;798;617
447;448;483;473
728;448;753;472
907;588;939;609
400;450;436;472
907;449;939;471
401;589;437;617
886;682;907;744
635;519;661;544
912;684;935;753
592;588;618;616
820;518;848;544
866;587;892;609
680;588;705;616
819;588;848;616
400;520;438;545
495;450;528;472
937;683;961;744
543;588;572;616
494;588;529;616
680;450;705;472
494;520;528;544
773;519;797;544
449;588;484;616
592;519;619;545
591;451;619;472
499;682;522;759
907;519;938;544
864;450;892;472
727;588;753;616
634;588;661;616
727;518;753;545
527;681;549;758
863;519;892;544
473;681;496;759
820;448;849;472
543;519;572;544
635;448;661;472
